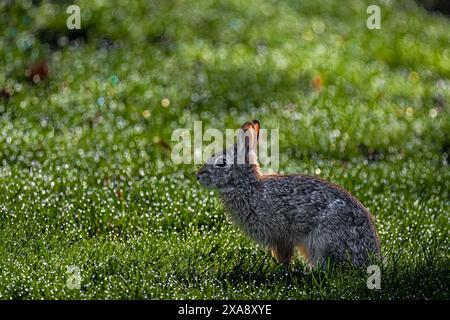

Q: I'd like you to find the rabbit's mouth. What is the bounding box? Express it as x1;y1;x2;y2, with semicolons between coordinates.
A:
196;172;213;188
197;174;210;186
197;174;234;193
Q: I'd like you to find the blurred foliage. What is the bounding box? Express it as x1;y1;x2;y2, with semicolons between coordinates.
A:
1;0;449;164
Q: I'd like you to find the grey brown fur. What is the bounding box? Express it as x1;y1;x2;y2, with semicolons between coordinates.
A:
197;120;381;267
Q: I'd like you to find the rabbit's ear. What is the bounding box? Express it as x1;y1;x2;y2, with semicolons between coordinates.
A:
241;120;261;139
240;121;255;131
239;121;258;148
251;120;260;131
251;120;260;141
236;121;258;165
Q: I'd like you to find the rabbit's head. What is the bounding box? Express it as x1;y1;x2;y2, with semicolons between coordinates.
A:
196;120;260;192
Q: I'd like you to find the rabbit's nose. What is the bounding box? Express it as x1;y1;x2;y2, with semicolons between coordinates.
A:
196;166;205;179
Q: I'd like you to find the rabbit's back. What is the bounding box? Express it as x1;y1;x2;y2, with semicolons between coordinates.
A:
258;175;372;226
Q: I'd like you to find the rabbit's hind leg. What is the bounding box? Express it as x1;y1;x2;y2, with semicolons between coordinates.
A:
296;244;310;263
296;243;327;270
304;231;332;269
270;241;294;265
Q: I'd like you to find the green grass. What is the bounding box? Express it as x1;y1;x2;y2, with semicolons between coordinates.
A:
0;0;449;299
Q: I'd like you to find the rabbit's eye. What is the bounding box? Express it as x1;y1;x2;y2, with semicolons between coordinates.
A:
214;156;228;167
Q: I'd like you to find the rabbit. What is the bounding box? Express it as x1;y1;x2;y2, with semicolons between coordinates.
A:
196;120;381;268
